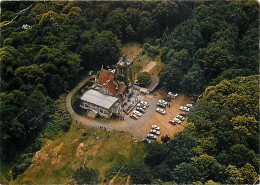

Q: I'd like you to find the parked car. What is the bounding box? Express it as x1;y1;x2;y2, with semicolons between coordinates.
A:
158;100;168;105
143;138;151;144
180;112;187;117
164;97;171;102
137;103;146;109
152;125;160;130
140;101;149;107
150;129;160;135
186;104;194;108
136;107;145;113
167;94;175;99
129;113;138;119
176;115;185;121
133;110;142;117
189;99;197;104
157;102;166;108
180;106;190;112
169;120;177;125
156;108;166;114
173;118;181;124
168;92;178;98
147;134;158;139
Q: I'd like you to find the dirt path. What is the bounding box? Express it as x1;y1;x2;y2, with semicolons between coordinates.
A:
142;61;156;73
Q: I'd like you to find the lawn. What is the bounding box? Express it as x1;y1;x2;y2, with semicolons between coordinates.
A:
13;123;146;184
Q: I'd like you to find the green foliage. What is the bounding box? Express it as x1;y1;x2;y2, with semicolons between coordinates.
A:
42;94;72;138
160;1;259;94
12;154;33;179
137;72;151;86
143;43;159;59
124;159;152;184
105;162;123;180
72;166;99;184
144;76;259;184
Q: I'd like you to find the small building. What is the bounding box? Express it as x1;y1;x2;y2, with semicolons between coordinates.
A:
80;89;121;118
140;88;149;94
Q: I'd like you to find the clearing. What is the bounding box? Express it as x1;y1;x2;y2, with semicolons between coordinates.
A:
121;42;164;80
13;124;145;184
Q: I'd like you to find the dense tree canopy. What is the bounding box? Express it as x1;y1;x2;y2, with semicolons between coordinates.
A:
0;1;259;184
160;0;259;95
144;75;259;184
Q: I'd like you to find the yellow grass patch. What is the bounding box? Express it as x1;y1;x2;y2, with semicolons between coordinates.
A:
13;123;145;184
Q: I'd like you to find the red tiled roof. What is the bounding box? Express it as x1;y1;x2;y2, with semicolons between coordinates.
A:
106;77;126;96
97;69;114;85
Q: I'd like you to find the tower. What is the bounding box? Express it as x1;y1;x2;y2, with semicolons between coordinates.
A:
116;56;133;94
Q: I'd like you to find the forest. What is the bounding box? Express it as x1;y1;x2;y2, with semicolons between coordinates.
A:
0;1;259;184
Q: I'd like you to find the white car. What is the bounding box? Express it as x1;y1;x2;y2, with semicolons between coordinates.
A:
180;106;190;112
137;103;147;109
147;134;158;139
173;118;181;124
133;110;142;117
150;129;160;135
158;100;168;105
168;92;178;97
156;108;166;114
176;115;185;121
136;107;145;113
140;101;149;107
152;125;160;130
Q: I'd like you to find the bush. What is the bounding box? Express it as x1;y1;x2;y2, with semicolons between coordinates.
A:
105;162;122;180
24;137;42;153
143;43;150;50
12;154;33;179
148;46;159;59
137;72;151;86
72;166;99;184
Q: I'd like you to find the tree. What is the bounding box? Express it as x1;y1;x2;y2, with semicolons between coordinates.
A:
180;64;205;94
160;63;181;91
124;24;136;42
125;160;152;184
92;31;121;67
15;64;44;87
105;8;127;40
137;72;151;86
144;142;168;167
161;135;170;143
173;162;199;183
72;166;99;184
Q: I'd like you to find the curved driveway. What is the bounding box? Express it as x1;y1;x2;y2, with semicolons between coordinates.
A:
66;77;134;134
66;77;191;139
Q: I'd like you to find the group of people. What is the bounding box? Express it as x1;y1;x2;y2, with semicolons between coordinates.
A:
100;126;106;131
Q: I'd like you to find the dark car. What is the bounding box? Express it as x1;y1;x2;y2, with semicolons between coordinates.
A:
164;97;172;102
157;102;166;108
136;107;145;113
143;138;152;144
180;112;187;117
189;99;197;104
169;120;177;125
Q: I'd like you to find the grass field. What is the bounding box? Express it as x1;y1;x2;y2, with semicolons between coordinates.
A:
13;123;145;184
121;42;164;82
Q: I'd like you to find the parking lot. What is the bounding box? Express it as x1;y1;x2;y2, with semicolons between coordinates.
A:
69;88;192;141
106;90;192;140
